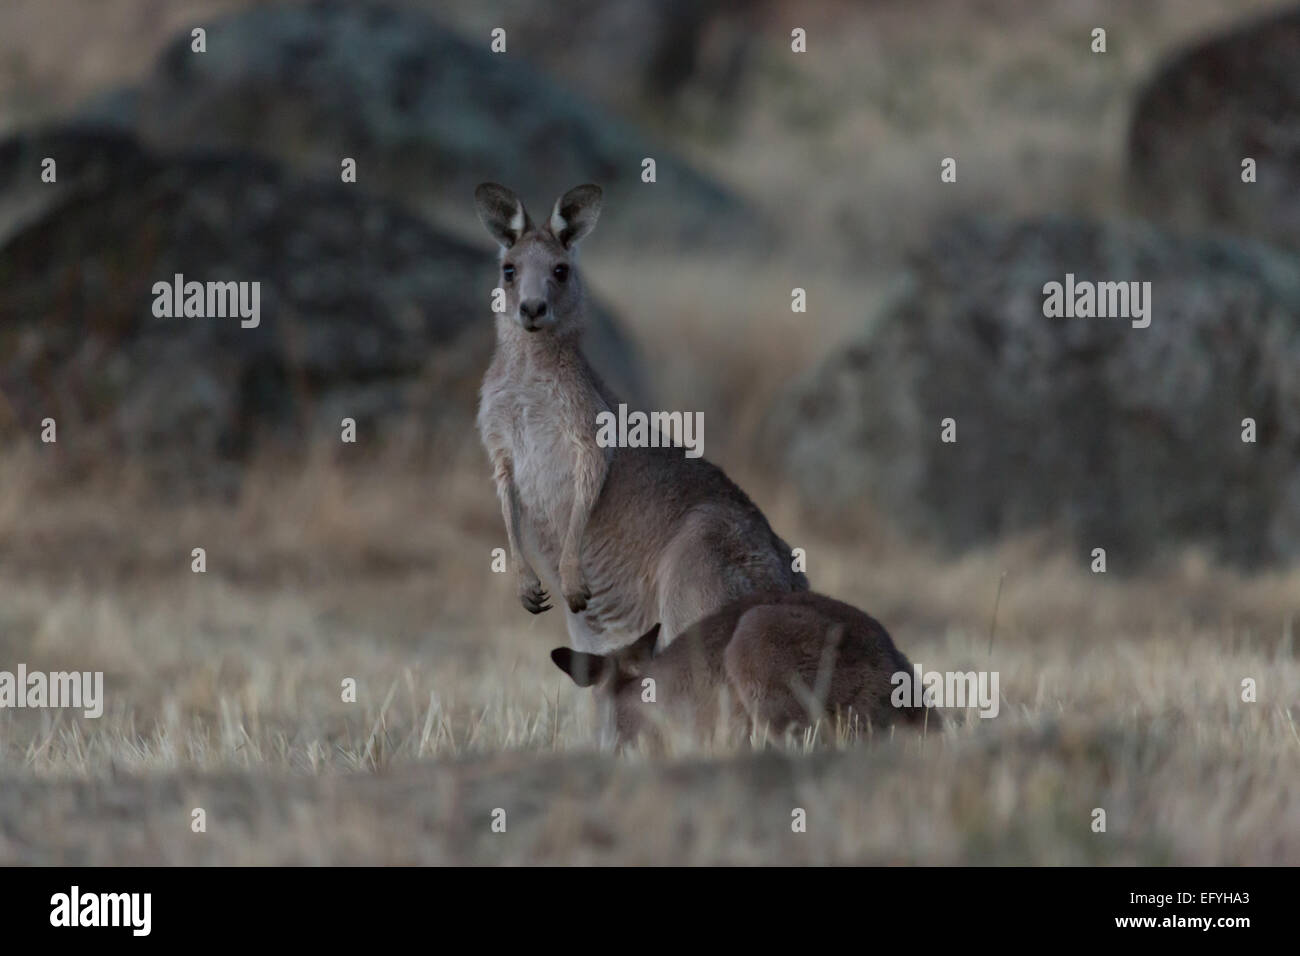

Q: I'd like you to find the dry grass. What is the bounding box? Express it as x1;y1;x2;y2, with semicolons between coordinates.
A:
1;447;1296;863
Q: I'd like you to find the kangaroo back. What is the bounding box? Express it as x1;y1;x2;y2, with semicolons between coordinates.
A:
722;593;938;733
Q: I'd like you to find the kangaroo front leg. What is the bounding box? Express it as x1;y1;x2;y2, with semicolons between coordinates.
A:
493;457;550;614
560;444;608;613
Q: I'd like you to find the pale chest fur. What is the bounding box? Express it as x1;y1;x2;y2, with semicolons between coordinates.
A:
478;347;608;552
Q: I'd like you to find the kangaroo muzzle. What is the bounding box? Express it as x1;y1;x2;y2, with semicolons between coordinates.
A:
518;297;548;331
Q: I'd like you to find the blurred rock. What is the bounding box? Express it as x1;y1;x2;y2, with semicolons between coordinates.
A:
77;0;763;251
0;127;647;475
761;217;1300;568
0;126;152;249
458;0;764;115
1128;6;1300;250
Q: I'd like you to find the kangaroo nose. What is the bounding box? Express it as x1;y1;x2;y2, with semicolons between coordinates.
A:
520;299;548;320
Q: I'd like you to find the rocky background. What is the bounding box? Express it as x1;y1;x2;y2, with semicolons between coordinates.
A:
2;0;1296;567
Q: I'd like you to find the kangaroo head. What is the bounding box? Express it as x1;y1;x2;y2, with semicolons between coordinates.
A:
550;623;659;689
474;182;602;335
551;624;659;747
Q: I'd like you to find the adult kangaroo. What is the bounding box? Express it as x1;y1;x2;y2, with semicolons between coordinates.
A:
475;182;807;654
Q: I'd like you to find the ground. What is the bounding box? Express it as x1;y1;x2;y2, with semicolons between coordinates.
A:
1;450;1296;863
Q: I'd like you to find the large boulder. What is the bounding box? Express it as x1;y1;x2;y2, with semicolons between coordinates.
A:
77;0;762;251
761;217;1300;568
0;127;154;250
0;127;646;476
1128;6;1300;250
446;0;764;115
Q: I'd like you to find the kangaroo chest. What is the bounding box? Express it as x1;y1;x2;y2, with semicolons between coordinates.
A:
512;403;579;540
481;370;591;549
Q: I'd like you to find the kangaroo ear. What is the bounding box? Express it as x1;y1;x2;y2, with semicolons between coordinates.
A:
630;623;661;657
614;623;660;676
475;182;531;248
549;184;602;248
550;647;609;687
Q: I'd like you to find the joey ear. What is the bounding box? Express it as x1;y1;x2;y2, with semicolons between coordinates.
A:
475;182;531;248
630;623;661;658
549;184;602;248
550;647;609;687
614;623;660;675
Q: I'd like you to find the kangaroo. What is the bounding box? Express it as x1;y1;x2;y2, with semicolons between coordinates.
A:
551;590;937;749
475;182;807;655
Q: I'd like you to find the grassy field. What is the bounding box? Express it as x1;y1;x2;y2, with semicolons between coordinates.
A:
1;0;1298;864
1;448;1297;863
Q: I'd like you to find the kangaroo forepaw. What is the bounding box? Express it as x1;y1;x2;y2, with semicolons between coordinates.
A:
519;579;552;614
563;579;591;614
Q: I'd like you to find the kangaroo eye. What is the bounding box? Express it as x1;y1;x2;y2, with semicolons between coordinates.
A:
553;263;570;282
502;263;516;282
